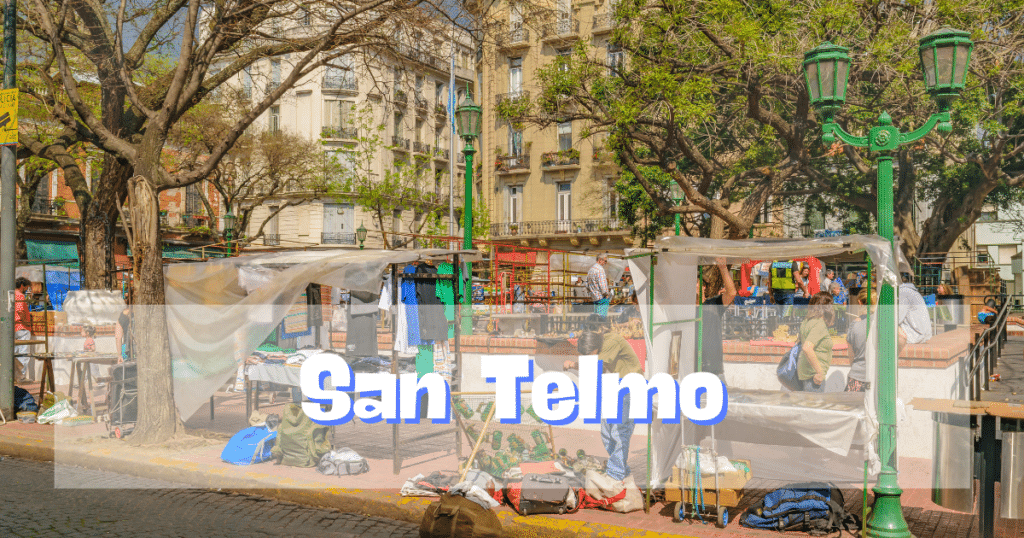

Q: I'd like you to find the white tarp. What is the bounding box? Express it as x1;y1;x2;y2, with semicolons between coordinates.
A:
548;253;628;284
163;249;472;419
629;234;896;485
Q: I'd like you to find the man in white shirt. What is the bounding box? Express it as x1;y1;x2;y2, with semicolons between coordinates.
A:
587;255;610;317
898;275;932;345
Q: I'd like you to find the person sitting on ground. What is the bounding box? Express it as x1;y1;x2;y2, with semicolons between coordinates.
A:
798;292;836;393
978;300;1024;327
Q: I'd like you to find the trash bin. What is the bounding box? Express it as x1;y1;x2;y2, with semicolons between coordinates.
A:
931;411;974;513
936;294;965;332
1002;420;1024;519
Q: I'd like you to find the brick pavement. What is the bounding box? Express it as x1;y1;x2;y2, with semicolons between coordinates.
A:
0;457;420;538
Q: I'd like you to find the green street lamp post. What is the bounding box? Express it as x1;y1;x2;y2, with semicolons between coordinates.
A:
456;92;482;333
356;221;367;250
804;29;972;538
223;207;236;256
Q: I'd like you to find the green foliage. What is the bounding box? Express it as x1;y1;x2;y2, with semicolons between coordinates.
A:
614;167;675;247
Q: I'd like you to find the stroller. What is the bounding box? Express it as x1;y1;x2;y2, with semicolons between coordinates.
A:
105;362;137;439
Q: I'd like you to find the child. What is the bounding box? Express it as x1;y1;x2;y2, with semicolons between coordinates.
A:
82;325;96;352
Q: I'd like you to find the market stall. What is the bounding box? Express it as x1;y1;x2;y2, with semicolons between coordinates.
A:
626;235;907;488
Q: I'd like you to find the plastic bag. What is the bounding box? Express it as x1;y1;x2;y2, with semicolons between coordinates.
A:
38;399;78;425
584;470;643;513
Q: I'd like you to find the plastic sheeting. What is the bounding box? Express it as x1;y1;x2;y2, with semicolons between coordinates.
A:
548;253;628;284
628;235;895;486
163;249;471;420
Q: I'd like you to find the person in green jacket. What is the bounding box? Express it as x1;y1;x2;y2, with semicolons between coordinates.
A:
798;292;836;392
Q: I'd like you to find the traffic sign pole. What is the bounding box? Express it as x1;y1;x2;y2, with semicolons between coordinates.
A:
0;0;18;419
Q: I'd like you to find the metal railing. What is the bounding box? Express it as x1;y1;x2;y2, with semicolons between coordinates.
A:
457;153;466;164
433;147;450;160
393;89;408;105
496;90;530;106
499;27;530;48
496;154;530;173
391;136;410;151
435;103;448;117
541;150;580;167
542;18;580;39
415;95;429;111
413;141;430;154
30;197;75;216
593;13;614;32
263;234;281;246
490;218;627;236
321;232;356;245
321;126;359;139
181;214;210;228
324;76;358;92
967;297;1011;401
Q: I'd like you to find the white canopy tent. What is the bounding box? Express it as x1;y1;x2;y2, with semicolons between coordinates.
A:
162;248;477;419
627;235;902;486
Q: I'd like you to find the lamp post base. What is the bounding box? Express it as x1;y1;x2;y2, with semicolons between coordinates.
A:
866;484;913;538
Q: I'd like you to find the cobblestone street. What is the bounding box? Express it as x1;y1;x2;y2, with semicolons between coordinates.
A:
0;457;420;538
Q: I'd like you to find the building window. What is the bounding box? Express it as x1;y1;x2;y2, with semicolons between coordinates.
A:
754;198;772;224
323;100;353;136
606;180;619;220
415;118;424;144
979;211;998;222
394;112;404;137
299;6;311;25
241;66;252;98
436;82;445;105
269;105;281;133
270;59;281;89
324;56;356;90
607;45;624;75
556;48;571;72
557;182;572;223
508;185;522;224
415;75;424;97
557;121;572;151
509;125;523;155
509;57;522;94
185;184;203;215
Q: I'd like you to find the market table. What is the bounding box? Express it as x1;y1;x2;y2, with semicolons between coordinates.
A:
243;362;338;419
909;398;1024;538
67;353;120;419
30;353;69;402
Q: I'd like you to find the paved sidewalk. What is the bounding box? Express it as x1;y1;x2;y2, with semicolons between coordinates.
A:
0;380;996;538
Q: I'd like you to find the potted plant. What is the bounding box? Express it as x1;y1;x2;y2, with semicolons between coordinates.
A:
509;223;519;235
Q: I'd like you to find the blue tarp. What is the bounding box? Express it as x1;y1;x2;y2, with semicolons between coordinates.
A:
44;269;81;311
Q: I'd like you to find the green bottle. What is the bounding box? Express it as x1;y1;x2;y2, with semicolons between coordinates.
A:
491;430;503;450
453;397;474;419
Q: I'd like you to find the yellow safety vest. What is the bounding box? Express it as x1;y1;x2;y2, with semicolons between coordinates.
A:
771;262;796;290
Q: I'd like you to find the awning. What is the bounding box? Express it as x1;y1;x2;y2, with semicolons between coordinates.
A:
25;239;79;266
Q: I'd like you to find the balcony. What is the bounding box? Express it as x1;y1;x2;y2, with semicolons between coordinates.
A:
540;149;581;169
321;232;356;245
415;95;429;113
498;27;530;51
413;141;431;154
496;154;530;174
433;147;450;161
592;13;615;34
29;197;75;217
263;234;281;246
490;218;628;236
457;153;466;165
435;103;448;119
393;89;408;106
542;18;580;42
265;81;281;94
391;136;410;151
324;76;357;93
321;126;359;140
181;214;210;228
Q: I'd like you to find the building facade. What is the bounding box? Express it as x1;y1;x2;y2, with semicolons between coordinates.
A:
229;22;474;249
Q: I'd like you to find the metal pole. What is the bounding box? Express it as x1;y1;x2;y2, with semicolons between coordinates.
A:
867;149;912;538
460;140;474;334
0;0;17;419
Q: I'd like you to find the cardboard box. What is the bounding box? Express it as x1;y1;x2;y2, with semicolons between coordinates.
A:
663;481;743;507
672;459;752;492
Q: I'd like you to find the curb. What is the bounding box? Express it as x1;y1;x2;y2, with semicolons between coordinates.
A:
0;435;688;538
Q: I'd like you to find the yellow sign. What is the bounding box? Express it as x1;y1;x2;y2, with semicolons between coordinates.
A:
0;88;17;146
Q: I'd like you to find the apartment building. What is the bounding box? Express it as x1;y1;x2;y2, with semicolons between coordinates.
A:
468;0;637;251
231;21;474;249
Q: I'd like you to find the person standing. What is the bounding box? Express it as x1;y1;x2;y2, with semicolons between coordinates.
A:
823;269;835;294
564;324;642;482
587;254;611;318
798;292;836;392
898;274;932;346
13;277;33;381
701;258;737;378
845;288;872;392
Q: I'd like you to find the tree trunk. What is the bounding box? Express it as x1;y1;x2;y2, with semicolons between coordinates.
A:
125;176;182;445
80;157;132;289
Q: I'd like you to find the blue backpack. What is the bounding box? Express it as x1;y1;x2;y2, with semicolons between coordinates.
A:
221;426;277;465
741;483;859;535
776;342;802;391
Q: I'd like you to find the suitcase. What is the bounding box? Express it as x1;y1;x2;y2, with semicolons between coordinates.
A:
519;473;572;515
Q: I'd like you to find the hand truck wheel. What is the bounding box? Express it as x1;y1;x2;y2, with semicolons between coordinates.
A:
672;501;683;523
717;507;728;528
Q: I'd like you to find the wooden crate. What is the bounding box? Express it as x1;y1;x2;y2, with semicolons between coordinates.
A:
663;481;743;507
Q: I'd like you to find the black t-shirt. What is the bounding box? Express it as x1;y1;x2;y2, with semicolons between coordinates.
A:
699;295;725;375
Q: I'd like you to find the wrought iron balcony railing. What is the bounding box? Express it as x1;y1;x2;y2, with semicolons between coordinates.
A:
433;147;450;160
490;218;627;236
496;154;530;173
321;232;356;245
415;95;429;111
592;13;615;33
413;141;431;154
324;76;358;92
540;150;581;168
391;136;410;151
29;197;75;217
498;27;530;49
542;18;580;39
321;126;359;140
263;234;281;246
